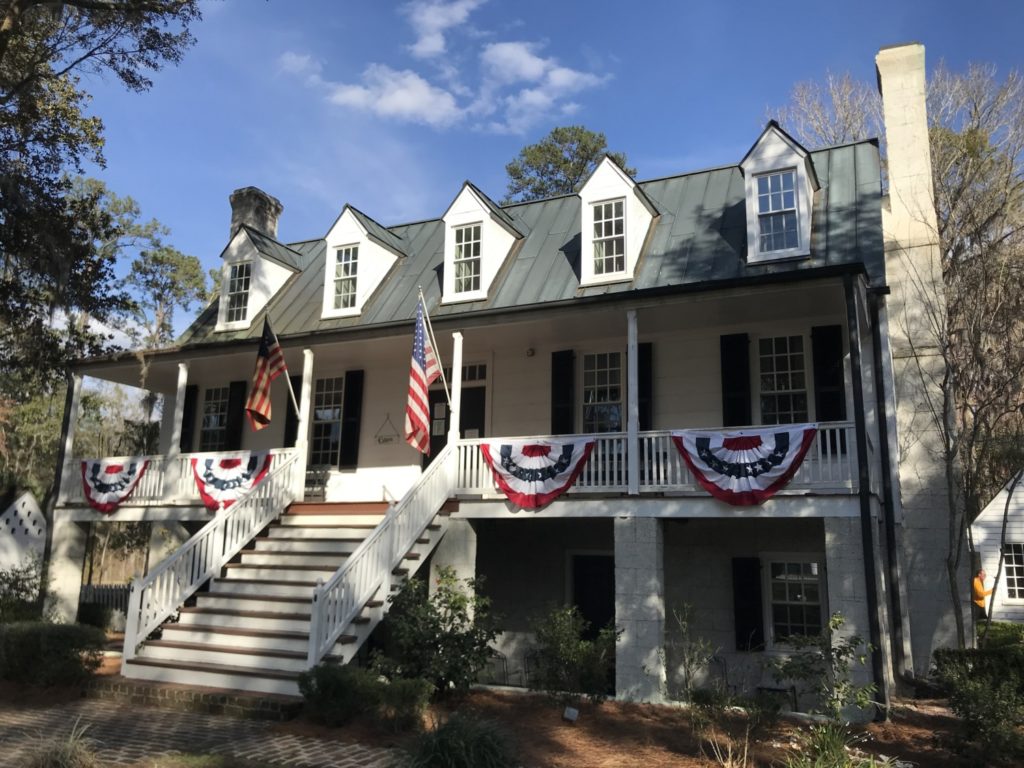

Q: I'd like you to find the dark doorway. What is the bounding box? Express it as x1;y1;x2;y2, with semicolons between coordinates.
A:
571;553;615;640
425;386;486;465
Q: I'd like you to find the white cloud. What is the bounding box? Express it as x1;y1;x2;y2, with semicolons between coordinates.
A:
480;41;548;83
328;64;462;128
277;51;320;77
403;0;487;59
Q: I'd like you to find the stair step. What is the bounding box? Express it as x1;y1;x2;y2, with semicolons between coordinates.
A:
222;564;338;581
209;579;318;598
181;607;309;621
123;657;301;696
286;501;390;515
238;551;351;566
277;514;384;527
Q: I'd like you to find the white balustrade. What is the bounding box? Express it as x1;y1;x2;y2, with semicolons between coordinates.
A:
122;451;299;660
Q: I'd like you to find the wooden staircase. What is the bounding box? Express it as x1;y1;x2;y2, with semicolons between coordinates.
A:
121;502;448;696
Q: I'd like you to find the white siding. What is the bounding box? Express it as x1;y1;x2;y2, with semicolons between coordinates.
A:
972;474;1024;622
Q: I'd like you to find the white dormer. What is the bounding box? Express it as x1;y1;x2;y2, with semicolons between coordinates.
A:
442;182;523;304
740;122;819;263
578;156;657;287
215;226;298;332
322;206;404;319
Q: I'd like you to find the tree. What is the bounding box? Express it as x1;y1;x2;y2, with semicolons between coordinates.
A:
502;125;636;204
774;63;1024;647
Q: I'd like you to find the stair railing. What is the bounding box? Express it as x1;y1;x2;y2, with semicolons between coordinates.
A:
307;443;456;666
122;450;300;660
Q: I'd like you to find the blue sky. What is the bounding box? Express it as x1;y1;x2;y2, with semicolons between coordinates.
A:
82;0;1023;291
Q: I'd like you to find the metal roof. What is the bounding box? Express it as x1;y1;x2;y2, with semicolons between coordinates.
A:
179;141;883;347
238;225;308;271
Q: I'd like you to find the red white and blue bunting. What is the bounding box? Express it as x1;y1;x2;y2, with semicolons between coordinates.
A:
671;425;818;506
190;452;273;511
81;459;150;514
480;440;596;510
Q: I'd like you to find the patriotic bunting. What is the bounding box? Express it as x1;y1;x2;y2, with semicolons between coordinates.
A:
480;439;596;510
671;424;818;506
190;452;273;511
81;459;150;514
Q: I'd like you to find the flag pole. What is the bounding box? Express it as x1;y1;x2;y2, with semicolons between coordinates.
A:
269;322;301;413
419;288;451;407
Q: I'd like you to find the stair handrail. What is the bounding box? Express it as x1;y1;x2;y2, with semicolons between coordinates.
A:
122;450;300;660
307;443;456;666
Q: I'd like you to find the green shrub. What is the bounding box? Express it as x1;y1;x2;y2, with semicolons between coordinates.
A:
0;556;46;622
380;677;433;731
75;603;112;630
783;722;899;768
979;621;1024;649
298;663;383;726
374;567;499;697
528;604;620;703
0;622;104;686
933;646;1024;693
406;713;515;768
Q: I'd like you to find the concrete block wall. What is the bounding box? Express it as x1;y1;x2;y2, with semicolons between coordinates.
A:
614;516;665;702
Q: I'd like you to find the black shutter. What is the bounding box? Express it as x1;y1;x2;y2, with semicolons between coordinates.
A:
283;375;302;447
551;350;575;434
812;325;847;453
225;380;247;450
179;385;199;452
638;342;653;431
720;333;751;427
732;557;765;651
338;369;364;469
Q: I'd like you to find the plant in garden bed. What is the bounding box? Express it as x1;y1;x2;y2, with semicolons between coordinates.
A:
405;712;516;768
527;604;620;705
662;602;717;703
24;717;99;768
0;622;105;686
298;662;433;731
0;554;49;622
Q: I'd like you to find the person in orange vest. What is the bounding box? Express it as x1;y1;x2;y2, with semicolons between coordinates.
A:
973;568;993;621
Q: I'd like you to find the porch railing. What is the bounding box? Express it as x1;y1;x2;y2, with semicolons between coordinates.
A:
59;448;298;507
453;422;858;496
307;443;455;666
122;450;300;660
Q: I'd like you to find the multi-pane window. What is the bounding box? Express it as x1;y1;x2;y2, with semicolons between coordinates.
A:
757;171;799;253
226;262;252;323
333;246;358;310
759;336;808;424
769;560;823;640
1006;544;1024;599
593;199;625;274
310;377;344;466
454;224;481;293
582;352;622;433
199;387;230;451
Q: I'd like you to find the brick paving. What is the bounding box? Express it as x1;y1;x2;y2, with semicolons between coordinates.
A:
0;698;403;767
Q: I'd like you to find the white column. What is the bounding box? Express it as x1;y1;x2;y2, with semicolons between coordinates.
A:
627;310;640;495
615;516;665;702
447;332;464;445
165;362;189;501
294;348;315;498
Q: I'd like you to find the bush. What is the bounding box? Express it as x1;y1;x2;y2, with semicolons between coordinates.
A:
75;603;112;631
298;663;383;726
374;567;499;697
406;713;515;768
381;677;434;731
978;621;1024;649
932;646;1024;694
0;556;46;622
528;605;620;703
0;622;105;686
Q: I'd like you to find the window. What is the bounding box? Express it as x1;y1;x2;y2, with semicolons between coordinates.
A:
199;387;230;451
1006;544;1024;599
454;224;481;293
333;246;358;310
582;352;622;433
768;559;823;640
593;199;625;275
757;171;798;253
759;336;808;424
226;262;252;323
310;377;344;466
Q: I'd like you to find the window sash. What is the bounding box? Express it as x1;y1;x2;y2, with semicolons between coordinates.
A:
582;351;622;433
1007;543;1024;599
757;171;799;253
310;377;344;466
454;224;481;293
333;245;358;310
768;559;823;640
593;199;625;275
199;386;230;451
759;335;808;424
226;263;251;322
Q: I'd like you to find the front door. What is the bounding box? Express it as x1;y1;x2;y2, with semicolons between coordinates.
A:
571;553;615;639
425;386;486;465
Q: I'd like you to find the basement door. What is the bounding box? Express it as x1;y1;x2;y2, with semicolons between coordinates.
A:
571;553;615;640
424;386;486;467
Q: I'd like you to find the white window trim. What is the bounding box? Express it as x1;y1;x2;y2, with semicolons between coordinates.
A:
591;197;628;279
309;376;345;467
760;551;828;650
328;244;360;318
217;260;253;332
755;169;801;256
452;222;484;298
753;332;815;425
579;347;626;435
1003;542;1024;603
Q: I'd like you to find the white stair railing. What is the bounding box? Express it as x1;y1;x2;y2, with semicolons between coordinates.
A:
122;451;300;661
307;443;456;666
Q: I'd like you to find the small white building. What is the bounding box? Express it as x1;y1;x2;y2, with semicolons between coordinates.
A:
971;471;1024;622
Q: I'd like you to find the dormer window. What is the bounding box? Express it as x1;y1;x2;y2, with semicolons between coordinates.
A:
593;199;625;275
757;170;799;253
454;224;481;293
333;245;358;310
226;262;251;322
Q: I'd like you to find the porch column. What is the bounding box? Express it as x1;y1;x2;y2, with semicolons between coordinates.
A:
614;516;665;702
62;374;84;467
626;310;640;494
165;361;189;501
295;348;314;497
47;372;85;622
447;332;464;446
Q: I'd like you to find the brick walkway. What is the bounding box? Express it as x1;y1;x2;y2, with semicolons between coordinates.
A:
0;698;403;767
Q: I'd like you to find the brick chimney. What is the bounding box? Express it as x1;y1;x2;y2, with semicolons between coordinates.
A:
229;186;283;240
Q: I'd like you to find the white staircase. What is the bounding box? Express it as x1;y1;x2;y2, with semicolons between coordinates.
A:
122;502;448;695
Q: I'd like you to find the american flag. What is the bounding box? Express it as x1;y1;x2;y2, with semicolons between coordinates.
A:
404;298;440;453
245;319;288;431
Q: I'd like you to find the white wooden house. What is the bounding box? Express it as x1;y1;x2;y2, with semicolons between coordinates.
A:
45;43;959;706
971;472;1024;623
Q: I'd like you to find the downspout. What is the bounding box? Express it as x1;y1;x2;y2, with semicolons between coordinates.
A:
844;275;888;716
869;290;911;681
